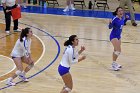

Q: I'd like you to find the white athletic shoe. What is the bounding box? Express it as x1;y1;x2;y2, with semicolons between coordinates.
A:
14;29;21;32
112;66;120;71
23;5;27;9
5;78;16;86
117;64;122;68
71;7;76;11
5;31;10;34
70;4;76;11
63;6;69;12
19;75;29;82
114;62;122;68
112;62;121;71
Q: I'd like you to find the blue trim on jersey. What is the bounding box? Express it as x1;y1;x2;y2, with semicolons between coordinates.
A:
64;45;75;60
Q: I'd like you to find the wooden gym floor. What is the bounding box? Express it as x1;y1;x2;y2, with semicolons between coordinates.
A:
0;1;140;93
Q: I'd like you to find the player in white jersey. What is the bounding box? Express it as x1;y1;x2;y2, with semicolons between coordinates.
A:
6;27;34;86
58;35;86;93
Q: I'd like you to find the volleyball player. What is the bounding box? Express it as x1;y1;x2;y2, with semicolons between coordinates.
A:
6;27;34;86
109;7;128;71
58;35;86;93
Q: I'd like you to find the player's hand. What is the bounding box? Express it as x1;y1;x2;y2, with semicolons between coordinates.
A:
80;46;85;51
17;4;20;7
6;10;11;13
125;15;129;19
109;19;112;24
81;55;86;60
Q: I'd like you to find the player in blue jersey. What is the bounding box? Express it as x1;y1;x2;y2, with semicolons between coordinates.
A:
109;7;128;71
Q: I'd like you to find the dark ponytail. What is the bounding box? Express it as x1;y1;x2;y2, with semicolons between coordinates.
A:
113;11;117;16
64;35;77;46
113;7;122;16
20;27;30;42
64;40;71;46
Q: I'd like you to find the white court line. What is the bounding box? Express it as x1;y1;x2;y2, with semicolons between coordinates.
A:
0;55;16;77
0;34;45;82
33;34;45;65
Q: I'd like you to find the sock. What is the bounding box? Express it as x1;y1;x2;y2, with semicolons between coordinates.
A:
70;4;75;9
71;4;74;7
112;61;117;66
65;6;69;9
8;77;13;81
113;61;116;63
22;71;26;76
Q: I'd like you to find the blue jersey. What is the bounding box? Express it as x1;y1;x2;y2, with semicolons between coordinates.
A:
109;16;125;41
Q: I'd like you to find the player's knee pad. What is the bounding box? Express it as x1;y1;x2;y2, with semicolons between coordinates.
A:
15;70;22;75
64;87;71;93
114;51;121;56
27;62;34;69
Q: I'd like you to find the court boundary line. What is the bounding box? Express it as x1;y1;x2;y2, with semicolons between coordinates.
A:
41;34;140;44
0;34;45;82
0;55;16;77
0;22;60;90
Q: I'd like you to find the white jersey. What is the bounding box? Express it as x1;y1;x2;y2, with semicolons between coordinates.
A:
2;0;16;7
11;37;31;57
60;45;79;68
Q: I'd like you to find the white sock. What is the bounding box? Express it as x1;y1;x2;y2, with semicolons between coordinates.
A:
112;61;116;64
65;6;69;9
22;71;26;76
8;77;13;81
113;61;116;62
63;6;69;11
71;4;74;8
